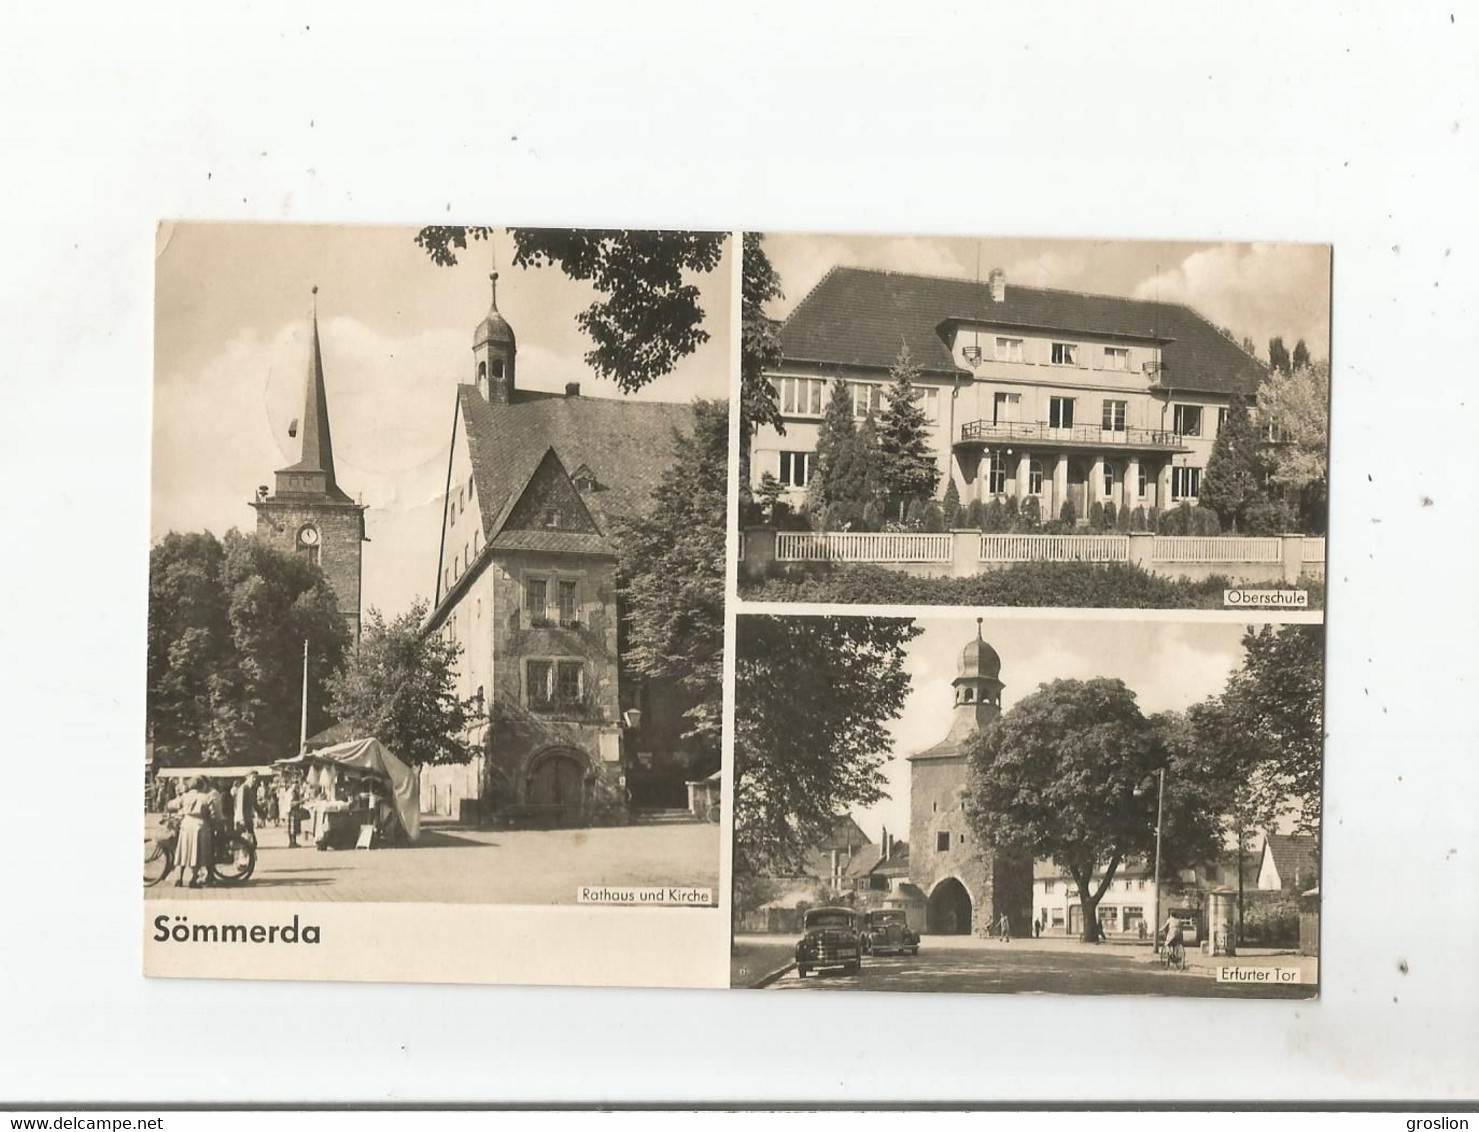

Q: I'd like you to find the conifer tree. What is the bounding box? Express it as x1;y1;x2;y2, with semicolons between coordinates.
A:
877;343;941;518
811;377;858;511
853;410;885;515
941;478;962;527
1200;398;1266;531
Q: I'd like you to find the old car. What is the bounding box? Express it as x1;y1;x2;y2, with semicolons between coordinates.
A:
794;907;862;978
860;908;920;957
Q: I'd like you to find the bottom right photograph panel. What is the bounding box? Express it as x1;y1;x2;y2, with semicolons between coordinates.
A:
730;613;1323;999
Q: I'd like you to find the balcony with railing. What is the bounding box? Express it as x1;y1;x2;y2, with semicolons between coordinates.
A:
957;419;1191;453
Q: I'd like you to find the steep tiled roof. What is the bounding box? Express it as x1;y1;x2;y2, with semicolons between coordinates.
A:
1263;833;1318;891
779;266;1268;397
459;386;698;539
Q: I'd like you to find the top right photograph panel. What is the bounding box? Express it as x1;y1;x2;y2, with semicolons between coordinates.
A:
738;233;1331;612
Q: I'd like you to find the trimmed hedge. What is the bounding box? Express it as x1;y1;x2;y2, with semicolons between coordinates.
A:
740;562;1327;610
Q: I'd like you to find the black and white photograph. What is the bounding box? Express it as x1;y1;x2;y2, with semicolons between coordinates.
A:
738;233;1331;610
731;614;1323;999
144;224;730;918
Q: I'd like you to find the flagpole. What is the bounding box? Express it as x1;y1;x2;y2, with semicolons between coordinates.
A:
299;638;309;754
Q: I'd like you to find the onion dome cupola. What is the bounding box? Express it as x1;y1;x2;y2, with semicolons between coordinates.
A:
473;269;517;404
952;618;1004;714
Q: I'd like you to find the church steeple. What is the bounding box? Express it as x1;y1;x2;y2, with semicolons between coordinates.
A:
252;286;367;642
275;287;350;502
472;252;517;403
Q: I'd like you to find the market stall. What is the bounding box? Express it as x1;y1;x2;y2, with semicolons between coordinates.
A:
275;738;420;848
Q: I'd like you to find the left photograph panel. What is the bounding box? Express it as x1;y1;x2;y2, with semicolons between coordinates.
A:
145;224;732;987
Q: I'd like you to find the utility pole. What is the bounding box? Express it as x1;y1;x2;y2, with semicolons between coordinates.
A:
1151;766;1166;953
299;638;309;754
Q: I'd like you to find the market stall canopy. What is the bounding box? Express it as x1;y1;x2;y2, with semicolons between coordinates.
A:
276;738;420;841
156;766;276;779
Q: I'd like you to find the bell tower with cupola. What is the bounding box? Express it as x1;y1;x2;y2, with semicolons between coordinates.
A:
472;269;517;404
250;287;368;642
943;618;1004;746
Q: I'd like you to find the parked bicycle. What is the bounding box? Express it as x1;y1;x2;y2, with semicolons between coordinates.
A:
143;812;257;887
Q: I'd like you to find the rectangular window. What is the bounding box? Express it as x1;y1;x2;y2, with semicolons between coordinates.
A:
1051;342;1078;366
1173;404;1203;437
555;660;584;707
1043;880;1055;894
558;579;579;624
1124;907;1145;931
526;578;548;621
936;831;951;852
850;382;884;419
1171;466;1201;501
527;660;553;709
1217;406;1229;434
1104;346;1130;371
1102;399;1127;432
995;336;1024;362
920;386;940;423
1137;464;1148;498
778;451;812;488
776;377;826;418
988;452;1007;494
1049;396;1075;429
450;500;456;525
1028;460;1044;495
1051;909;1065;928
1102;463;1114;498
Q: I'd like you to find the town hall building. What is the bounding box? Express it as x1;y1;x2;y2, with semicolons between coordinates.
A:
418;271;716;827
751;265;1268;517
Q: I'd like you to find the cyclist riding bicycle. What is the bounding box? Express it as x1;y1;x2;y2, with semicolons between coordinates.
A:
1161;913;1185;967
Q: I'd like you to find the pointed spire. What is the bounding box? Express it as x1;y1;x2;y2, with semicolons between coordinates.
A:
280;285;340;496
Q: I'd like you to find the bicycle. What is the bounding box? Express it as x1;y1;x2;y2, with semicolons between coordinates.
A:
1161;938;1186;972
144;814;258;887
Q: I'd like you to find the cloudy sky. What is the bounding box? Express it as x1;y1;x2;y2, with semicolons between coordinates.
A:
847;616;1253;845
760;232;1331;362
152;223;732;619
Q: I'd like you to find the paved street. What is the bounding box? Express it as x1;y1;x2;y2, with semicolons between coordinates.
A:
742;934;1317;999
146;818;720;905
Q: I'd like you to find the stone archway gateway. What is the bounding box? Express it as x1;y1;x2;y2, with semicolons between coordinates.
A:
525;748;589;827
926;876;974;935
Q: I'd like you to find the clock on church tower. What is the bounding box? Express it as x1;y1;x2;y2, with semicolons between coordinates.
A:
249;289;368;641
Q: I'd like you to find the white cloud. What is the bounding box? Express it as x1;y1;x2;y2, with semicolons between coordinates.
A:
1133;243;1331;360
1005;249;1089;287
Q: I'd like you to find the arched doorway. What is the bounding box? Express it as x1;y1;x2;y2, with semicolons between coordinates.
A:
927;877;973;935
526;748;588;828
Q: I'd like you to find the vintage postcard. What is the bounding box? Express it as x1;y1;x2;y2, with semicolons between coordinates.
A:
144;223;732;986
730;613;1323;998
737;233;1331;612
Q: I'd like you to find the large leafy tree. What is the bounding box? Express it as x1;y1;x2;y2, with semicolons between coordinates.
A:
415;227;725;392
964;678;1227;943
1256;360;1330;531
147;530;350;766
326;601;475;767
733;616;920;881
877;343;940;518
1199;398;1267;532
614;400;728;761
1216;623;1326;839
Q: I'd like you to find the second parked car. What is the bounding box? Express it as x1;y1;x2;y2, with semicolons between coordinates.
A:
860;909;920;957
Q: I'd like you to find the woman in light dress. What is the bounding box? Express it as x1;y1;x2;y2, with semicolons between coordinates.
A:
167;776;215;888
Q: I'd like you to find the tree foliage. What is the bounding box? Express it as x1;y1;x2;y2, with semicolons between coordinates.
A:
811;377;860;512
147;530;351;766
614;400;729;760
733;616;920;878
1268;336;1292;375
877;344;941;517
1216;623;1326;838
964;679;1227;942
1257;361;1329;498
327;600;475;767
1199;398;1267;531
414;226;726;393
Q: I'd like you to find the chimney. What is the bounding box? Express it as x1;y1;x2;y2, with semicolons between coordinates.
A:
988;267;1006;303
564;381;581;398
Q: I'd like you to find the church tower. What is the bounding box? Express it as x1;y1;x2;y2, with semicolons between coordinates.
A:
472;269;516;403
250;288;368;641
